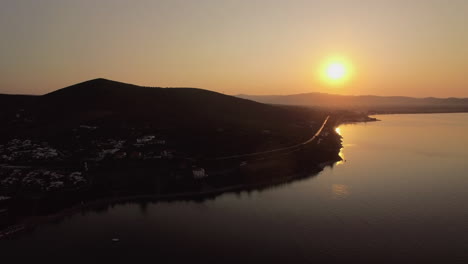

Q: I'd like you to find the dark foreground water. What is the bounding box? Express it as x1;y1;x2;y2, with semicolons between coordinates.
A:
2;113;468;263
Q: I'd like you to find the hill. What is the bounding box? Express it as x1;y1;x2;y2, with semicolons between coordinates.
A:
237;93;468;113
0;79;327;156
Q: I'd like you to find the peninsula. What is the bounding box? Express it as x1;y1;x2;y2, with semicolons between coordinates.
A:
0;79;374;232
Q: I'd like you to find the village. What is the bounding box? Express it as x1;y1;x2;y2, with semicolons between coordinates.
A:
0;131;209;201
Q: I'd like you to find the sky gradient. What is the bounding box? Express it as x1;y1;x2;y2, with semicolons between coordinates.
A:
1;0;467;97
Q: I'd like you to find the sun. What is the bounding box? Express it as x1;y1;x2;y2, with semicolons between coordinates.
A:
319;57;352;85
326;63;346;80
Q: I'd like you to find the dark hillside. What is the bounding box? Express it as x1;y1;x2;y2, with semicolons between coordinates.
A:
1;79;327;156
0;94;38;129
0;94;37;116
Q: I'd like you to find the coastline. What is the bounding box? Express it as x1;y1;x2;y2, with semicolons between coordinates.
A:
0;115;353;240
0;161;338;240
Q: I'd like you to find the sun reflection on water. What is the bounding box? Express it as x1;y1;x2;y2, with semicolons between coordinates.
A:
332;184;350;199
335;127;345;165
335;127;342;136
336;147;345;165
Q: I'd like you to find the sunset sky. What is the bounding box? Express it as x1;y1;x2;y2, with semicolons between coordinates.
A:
1;0;467;97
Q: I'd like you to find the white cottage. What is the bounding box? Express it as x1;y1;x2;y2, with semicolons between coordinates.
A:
192;168;207;179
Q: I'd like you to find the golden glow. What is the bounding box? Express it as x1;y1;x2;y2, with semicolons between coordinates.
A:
335;127;342;136
335;127;345;165
336;147;345;166
319;57;352;86
2;2;468;97
327;63;346;80
332;184;350;199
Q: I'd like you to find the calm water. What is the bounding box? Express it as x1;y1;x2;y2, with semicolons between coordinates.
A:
2;113;468;263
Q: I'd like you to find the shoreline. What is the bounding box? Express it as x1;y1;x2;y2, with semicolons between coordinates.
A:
368;110;468;116
0;161;338;240
0;116;345;240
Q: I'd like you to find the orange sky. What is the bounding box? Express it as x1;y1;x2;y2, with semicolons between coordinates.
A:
1;0;467;97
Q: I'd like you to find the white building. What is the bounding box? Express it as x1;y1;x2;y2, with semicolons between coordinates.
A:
137;135;156;144
192;168;207;179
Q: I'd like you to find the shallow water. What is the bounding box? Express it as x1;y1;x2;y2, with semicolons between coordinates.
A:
2;113;468;263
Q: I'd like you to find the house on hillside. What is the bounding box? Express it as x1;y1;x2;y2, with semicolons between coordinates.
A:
113;151;127;160
96;148;120;161
161;150;174;159
192;167;208;179
135;136;165;146
156;139;166;145
137;135;156;144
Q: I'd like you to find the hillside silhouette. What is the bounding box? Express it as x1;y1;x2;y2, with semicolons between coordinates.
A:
0;79;326;156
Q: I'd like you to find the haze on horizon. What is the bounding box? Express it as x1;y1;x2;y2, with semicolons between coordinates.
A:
1;0;467;98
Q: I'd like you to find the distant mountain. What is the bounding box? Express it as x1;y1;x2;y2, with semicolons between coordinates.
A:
237;93;468;113
0;79;326;155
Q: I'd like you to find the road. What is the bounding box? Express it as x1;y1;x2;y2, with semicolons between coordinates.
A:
212;116;330;161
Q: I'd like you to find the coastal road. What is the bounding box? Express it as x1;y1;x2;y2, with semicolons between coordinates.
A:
212;116;330;161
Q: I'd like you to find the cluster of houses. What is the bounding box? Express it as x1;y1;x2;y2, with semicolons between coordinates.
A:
90;135;174;162
89;136;210;179
135;135;166;145
192;167;208;179
0;139;62;163
0;167;87;194
0;134;210;200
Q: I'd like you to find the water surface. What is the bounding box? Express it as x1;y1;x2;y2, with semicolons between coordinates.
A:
2;113;468;263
